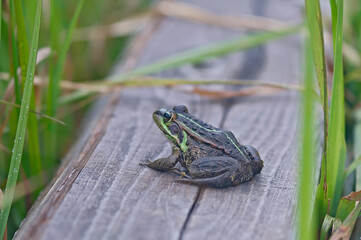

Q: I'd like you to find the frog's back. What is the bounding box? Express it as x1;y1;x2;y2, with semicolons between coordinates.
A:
176;112;248;161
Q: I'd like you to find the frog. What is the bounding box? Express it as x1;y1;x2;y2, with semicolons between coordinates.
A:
140;105;263;188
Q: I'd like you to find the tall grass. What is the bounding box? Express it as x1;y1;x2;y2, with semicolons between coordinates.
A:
305;0;330;223
326;0;345;215
297;36;317;240
0;1;151;238
0;0;42;237
45;0;84;170
301;0;361;238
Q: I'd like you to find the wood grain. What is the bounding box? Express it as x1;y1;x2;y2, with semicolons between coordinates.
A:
15;0;307;239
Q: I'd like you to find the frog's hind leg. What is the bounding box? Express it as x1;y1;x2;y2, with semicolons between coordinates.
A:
175;156;254;188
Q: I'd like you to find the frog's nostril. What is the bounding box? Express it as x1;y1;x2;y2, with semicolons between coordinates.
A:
153;110;161;116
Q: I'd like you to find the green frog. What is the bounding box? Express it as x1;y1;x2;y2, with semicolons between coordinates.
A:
140;105;263;188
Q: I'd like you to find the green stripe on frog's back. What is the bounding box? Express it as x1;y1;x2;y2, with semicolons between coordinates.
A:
177;113;246;158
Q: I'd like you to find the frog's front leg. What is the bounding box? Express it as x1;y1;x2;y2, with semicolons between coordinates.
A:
140;149;180;171
176;156;254;188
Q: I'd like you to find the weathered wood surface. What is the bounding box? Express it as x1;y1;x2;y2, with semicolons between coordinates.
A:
15;0;305;239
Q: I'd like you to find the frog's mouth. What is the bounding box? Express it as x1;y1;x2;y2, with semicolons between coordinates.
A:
153;109;173;137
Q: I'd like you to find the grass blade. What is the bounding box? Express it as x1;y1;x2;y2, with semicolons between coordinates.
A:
330;201;361;240
0;0;2;51
45;0;85;168
0;0;42;237
329;0;337;48
305;0;329;217
320;214;335;240
304;0;329;111
355;109;361;191
14;0;42;188
9;0;21;106
344;155;361;178
58;25;304;103
109;24;304;81
14;0;29;83
0;99;66;125
327;0;345;214
297;36;317;240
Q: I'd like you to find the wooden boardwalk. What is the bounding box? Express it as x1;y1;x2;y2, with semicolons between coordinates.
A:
15;0;305;239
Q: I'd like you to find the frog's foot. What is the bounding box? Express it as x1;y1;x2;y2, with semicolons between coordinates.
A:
139;155;178;172
139;158;152;166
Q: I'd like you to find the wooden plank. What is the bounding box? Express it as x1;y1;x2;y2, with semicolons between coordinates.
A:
15;0;304;239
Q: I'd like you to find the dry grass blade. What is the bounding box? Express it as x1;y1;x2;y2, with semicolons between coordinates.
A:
27;75;304;93
156;1;294;31
324;31;361;66
181;86;283;100
34;76;109;92
0;100;66;125
71;0;297;43
71;11;154;42
12;170;51;202
330;201;361;240
0;144;10;154
107;77;304;89
342;191;361;201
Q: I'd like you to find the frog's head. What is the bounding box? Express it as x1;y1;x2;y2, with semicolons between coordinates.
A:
152;105;189;151
243;145;264;175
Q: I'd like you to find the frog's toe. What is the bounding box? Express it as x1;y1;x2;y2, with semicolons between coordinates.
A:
139;158;152;166
170;168;189;178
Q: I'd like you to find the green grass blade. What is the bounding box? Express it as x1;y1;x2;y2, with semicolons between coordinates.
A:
50;0;85;110
0;0;2;51
355;109;361;191
14;0;42;186
45;0;85;168
10;0;21;106
303;0;328;111
305;0;329;216
14;0;29;82
344;155;361;178
329;0;337;48
0;0;42;237
327;0;345;215
297;36;317;240
336;198;356;221
320;214;334;240
109;24;304;81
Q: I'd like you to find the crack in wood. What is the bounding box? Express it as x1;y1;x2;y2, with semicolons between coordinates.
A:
178;188;203;240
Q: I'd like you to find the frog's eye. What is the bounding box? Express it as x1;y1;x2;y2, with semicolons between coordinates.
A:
163;111;172;122
169;124;180;135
